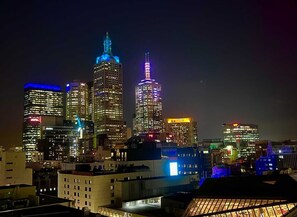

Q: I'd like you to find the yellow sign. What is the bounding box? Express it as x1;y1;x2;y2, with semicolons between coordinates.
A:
167;118;191;123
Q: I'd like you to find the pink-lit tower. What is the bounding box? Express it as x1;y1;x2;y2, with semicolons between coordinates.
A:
134;52;163;135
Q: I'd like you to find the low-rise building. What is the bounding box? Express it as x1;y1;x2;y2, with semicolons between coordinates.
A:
58;162;198;213
0;149;32;186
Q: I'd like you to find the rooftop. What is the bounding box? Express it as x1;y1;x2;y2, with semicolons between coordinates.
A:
196;175;297;201
0;204;101;217
0;184;33;190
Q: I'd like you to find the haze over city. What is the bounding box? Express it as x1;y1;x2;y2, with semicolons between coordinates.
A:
1;0;297;148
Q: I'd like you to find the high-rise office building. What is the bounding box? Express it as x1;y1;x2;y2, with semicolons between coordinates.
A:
93;33;126;145
66;81;89;121
223;123;259;144
87;81;94;121
223;123;259;155
22;83;63;161
134;52;163;135
165;118;198;147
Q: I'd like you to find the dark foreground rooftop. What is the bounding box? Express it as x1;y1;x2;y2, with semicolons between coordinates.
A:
197;174;297;201
0;204;102;217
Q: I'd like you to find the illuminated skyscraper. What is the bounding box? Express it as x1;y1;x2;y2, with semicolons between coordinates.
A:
65;81;88;121
134;52;163;135
223;123;259;145
87;81;94;121
22;83;63;161
223;123;259;156
93;33;126;145
165;118;198;147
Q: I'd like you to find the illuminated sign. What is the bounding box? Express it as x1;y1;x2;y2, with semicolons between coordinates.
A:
30;117;41;123
167;118;191;123
233;123;239;127
24;83;61;91
170;162;178;176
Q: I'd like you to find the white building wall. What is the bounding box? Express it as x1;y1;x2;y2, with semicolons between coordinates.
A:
0;150;32;186
58;170;150;213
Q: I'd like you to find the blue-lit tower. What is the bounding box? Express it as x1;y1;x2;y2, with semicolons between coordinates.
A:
93;33;126;146
22;83;63;161
134;52;163;135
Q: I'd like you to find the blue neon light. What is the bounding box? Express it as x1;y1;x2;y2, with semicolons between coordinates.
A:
96;54;120;64
114;56;120;63
104;32;112;54
102;54;110;61
66;85;71;92
24;83;61;91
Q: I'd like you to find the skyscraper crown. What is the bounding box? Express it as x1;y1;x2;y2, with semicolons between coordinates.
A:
96;32;120;64
145;52;151;80
103;32;112;55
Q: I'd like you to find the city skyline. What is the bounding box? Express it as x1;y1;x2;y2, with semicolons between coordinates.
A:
1;1;297;148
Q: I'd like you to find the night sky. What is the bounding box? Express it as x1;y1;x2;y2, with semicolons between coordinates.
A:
1;0;297;148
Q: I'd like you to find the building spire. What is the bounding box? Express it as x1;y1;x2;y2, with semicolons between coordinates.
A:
145;52;151;80
103;32;112;54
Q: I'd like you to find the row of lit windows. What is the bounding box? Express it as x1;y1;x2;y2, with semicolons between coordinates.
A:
185;198;292;216
63;178;92;184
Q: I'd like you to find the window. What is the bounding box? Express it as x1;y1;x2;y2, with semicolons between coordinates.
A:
110;185;114;190
111;179;114;183
89;202;91;206
78;186;80;190
85;187;87;191
85;194;87;198
74;192;76;196
89;187;91;191
6;169;13;172
89;180;92;184
85;201;87;205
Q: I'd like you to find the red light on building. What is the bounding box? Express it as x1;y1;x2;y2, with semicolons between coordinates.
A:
30;117;41;123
